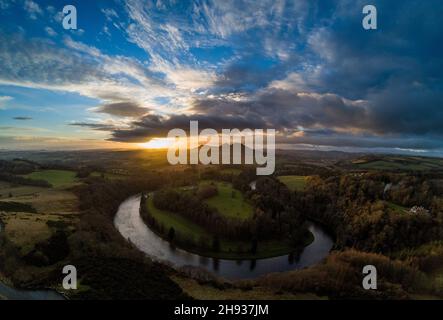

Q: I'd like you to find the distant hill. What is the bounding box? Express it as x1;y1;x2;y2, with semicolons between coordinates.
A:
340;155;443;172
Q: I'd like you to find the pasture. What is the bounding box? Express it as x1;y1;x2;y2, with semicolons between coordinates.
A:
277;176;308;191
199;181;254;221
23;170;78;188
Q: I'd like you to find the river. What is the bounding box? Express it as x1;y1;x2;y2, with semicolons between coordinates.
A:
114;195;333;279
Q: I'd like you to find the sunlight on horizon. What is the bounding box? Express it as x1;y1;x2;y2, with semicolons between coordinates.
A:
138;138;175;149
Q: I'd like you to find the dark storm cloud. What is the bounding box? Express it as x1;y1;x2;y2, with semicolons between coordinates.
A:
196;0;443;150
278;131;443;151
73;0;443;154
106;88;369;143
297;0;443;137
93;102;149;118
69;122;117;131
109;113;267;143
191;89;368;131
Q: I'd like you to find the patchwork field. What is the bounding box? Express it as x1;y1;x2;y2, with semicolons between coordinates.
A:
22;170;78;188
0;177;79;257
277;176;308;191
0;212;65;255
0;182;78;215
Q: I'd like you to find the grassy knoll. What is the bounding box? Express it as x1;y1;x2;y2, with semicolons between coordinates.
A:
199;181;253;221
277;176;308;191
146;196;299;259
23;170;78;188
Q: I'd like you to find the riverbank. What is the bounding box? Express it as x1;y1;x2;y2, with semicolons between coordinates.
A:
114;195;333;279
143;194;314;260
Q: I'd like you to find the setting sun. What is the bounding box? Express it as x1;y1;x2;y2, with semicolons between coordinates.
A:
138;138;175;149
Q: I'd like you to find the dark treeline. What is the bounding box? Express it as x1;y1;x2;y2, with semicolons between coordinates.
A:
249;177;311;245
297;173;443;253
143;171;311;251
276;164;338;178
0;172;52;188
150;189;255;241
0;201;36;213
258;249;428;299
0;159;37;175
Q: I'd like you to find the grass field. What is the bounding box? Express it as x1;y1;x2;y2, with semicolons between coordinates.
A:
146;195;296;259
0;179;78;261
386;201;408;214
199;181;253;221
277;176;308;191
147;196;209;242
0;212;63;255
0;182;79;214
23;170;78;188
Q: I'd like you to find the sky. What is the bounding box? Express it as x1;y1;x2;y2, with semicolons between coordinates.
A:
0;0;442;155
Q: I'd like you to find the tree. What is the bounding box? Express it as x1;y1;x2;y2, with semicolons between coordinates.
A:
212;236;220;252
251;238;258;254
168;227;175;241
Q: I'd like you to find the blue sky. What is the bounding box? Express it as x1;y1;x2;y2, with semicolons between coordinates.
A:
0;0;442;155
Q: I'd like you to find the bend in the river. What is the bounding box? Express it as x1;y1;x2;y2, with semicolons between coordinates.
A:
114;195;333;279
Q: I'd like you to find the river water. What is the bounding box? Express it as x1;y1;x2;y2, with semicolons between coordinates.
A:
114;195;333;279
0;282;64;300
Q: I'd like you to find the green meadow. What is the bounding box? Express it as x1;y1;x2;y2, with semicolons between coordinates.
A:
278;175;308;191
23;170;78;188
199;181;254;221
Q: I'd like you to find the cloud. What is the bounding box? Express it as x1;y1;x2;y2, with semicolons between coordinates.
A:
69;122;117;132
0;33;175;112
44;26;57;37
93;101;150;118
108;113;267;142
102;8;119;21
0;95;13;109
13;116;32;120
1;0;443;153
24;0;42;20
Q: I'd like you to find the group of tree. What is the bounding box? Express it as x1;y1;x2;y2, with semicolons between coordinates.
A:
297;172;443;253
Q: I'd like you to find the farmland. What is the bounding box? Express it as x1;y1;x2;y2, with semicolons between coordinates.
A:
22;170;78;188
277;176;308;191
